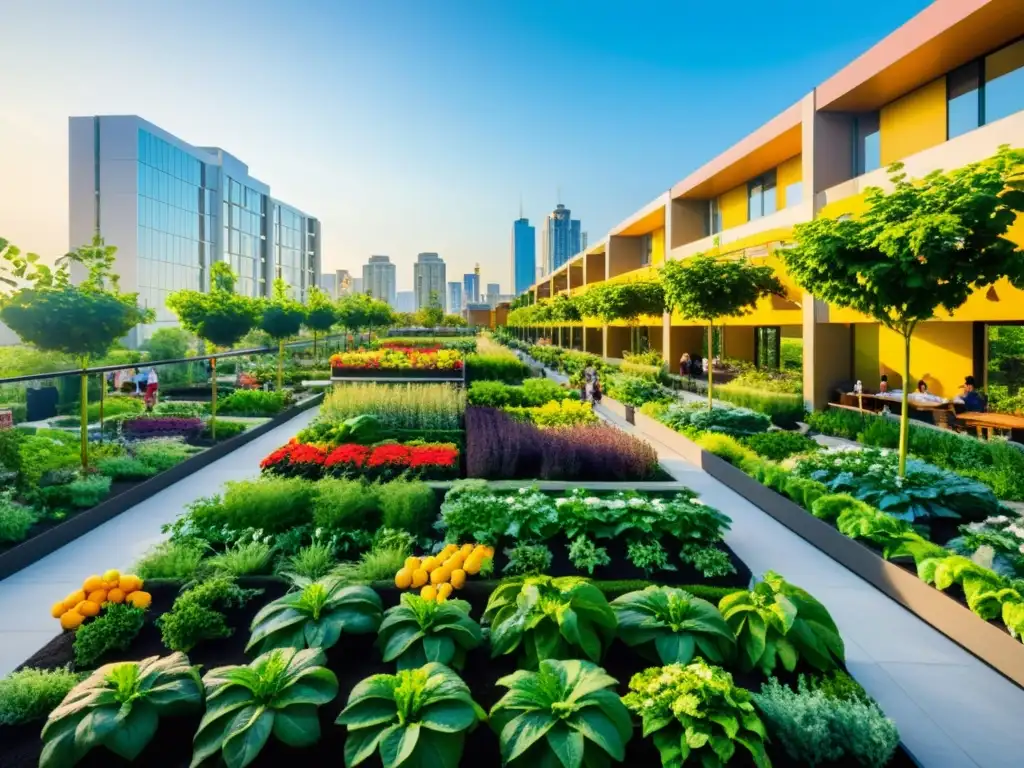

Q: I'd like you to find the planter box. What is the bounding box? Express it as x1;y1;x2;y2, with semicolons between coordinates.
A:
0;393;325;581
630;409;1024;690
330;366;464;383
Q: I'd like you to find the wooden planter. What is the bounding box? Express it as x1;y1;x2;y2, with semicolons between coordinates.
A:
629;408;1024;690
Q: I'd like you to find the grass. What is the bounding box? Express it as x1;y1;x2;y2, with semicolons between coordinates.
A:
320;382;464;431
206;541;275;576
333;546;407;583
133;540;206;580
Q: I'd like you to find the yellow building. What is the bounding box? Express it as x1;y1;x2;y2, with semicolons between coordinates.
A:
513;0;1024;409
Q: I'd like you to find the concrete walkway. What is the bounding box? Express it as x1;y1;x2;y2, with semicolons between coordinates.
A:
0;408;318;677
596;403;1024;768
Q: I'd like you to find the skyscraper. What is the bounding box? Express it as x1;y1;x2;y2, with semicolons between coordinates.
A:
319;272;337;296
362;255;396;306
413;252;447;311
485;283;501;308
447;281;463;314
511;217;536;295
352;277;364;295
394;290;415;313
539;204;581;276
463;272;480;305
68;115;321;346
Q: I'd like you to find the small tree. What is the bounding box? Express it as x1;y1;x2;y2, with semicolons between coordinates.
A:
167;262;261;439
259;279;306;390
303;286;338;360
0;235;153;467
786;146;1024;475
575;280;664;353
662;254;783;410
441;313;468;327
415;291;444;332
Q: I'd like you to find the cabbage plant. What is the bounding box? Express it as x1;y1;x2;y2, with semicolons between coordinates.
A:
40;653;202;767
192;647;338;768
490;659;632;767
377;593;483;670
612;586;735;665
246;575;382;654
336;662;485;768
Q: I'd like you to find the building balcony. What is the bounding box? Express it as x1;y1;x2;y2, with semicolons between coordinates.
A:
669;200;813;262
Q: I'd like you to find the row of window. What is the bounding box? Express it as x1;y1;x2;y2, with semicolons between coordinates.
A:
138;130;203;187
228;178;265;213
137;225;205;269
223;201;263;238
138;197;212;244
137;261;202;295
138;163;207;215
948;39;1024;140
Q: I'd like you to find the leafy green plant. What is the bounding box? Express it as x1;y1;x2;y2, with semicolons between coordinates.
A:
247;576;382;654
604;373;673;407
336;662;486;768
193;647;338;768
834;503;920;559
744;430;819;461
490;659;632;768
613;586;735;665
73;604;147;668
95;456;159;480
626;539;675;576
436;479;509;545
719;570;844;674
133;540;206;580
63;474;112;508
689;406;772;436
624;659;770;768
754;677;899;767
206;540;275;577
695;431;763;471
192;477;317;533
485;576;617;666
679;544;736;578
0;489;37;544
217;388;289;417
284;539;337;581
0;667;84;726
378;480;438;536
503;542;553;576
377;593;484;670
506;398;598;427
333;546;408;584
157;576;261;653
320;382;464;432
918;554;1022;621
567;535;610;575
312;478;381;532
39;653;201;767
133;438;195;471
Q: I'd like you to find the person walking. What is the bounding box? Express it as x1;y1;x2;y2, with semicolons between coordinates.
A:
583;364;598;402
679;353;691;378
144;367;159;412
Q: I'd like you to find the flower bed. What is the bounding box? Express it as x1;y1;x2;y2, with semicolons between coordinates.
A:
260;439;460;481
122;416;204;440
329;348;464;374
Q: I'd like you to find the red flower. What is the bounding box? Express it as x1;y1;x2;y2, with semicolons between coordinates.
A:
325;444;371;468
367;444;412;468
408;445;459;468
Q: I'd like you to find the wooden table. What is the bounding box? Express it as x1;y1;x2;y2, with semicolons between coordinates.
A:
957;411;1024;439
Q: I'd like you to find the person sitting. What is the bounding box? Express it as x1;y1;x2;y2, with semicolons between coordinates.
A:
879;374;888;394
910;380;945;404
960;376;986;412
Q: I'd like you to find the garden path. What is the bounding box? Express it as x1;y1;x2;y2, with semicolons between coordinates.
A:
595;402;1024;768
0;407;318;677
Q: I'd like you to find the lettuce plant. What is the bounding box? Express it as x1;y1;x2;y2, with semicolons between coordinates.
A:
719;571;844;674
490;659;632;767
246;575;382;655
192;647;338;768
484;576;617;667
336;662;486;768
623;660;769;768
612;586;735;665
40;653;202;767
917;554;1022;621
377;593;483;670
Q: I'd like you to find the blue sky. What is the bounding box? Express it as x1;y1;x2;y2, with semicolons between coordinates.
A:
0;0;933;292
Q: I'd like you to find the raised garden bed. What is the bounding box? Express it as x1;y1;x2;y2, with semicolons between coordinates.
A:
330;366;465;382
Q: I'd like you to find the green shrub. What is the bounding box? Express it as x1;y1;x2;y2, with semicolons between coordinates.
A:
18;433;80;485
715;383;806;429
73;604;147;668
206;540;275;576
467;380;514;407
754;677;899;767
157;576;261;652
217;388;289;416
95;456;160;481
465;352;531;383
743;430;820;461
283;540;337;580
377;480;437;536
621;360;664;380
312;478;381;532
689;406;771;436
153;400;208;418
807;408;866;440
41;474;112;509
0;667;84;725
0;429;24;480
0;490;37;544
133;540;206;579
193;477;316;533
333;546;408;583
697;432;762;469
201;419;249;442
811;493;873;522
506;398;598;427
86;396;144;422
605;374;673;407
467;377;571;408
133;439;195;471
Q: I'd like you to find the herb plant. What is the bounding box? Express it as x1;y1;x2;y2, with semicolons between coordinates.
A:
0;667;84;726
612;586;736;665
484;576;617;666
626;539;675;576
623;660;770;768
679;544;736;578
719;570;845;674
503;542;553;576
247;576;382;655
157;576;261;653
73;604;147;668
336;662;486;768
40;653;202;767
567;535;611;575
490;659;632;768
377;593;483;670
192;647;338;768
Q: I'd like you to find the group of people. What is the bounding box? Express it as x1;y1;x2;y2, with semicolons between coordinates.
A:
876;373;987;412
107;367;160;411
678;353;713;378
580;364;603;404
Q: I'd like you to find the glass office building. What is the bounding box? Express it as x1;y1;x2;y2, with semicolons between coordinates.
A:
69;115;320;345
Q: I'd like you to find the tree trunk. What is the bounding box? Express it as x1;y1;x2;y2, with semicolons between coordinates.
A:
313;331;317;361
98;374;105;439
277;339;284;391
898;331;912;477
210;357;218;441
79;365;89;469
707;321;714;411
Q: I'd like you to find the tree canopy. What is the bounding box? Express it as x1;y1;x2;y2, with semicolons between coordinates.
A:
415;291;444;329
259;279;306;341
574;280;664;325
167;262;261;349
441;313;468;327
303;285;338;335
337;292;394;331
661;254;783;324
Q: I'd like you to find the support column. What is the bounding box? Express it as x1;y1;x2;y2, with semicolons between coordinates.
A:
802;294;851;410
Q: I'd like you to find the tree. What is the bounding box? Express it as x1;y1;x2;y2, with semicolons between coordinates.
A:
336;293;394;347
303;285;337;360
441;313;468;327
167;261;261;439
259;279;306;390
662;253;783;410
785;145;1024;475
0;235;153;467
414;291;444;330
142;327;192;361
575;280;664;353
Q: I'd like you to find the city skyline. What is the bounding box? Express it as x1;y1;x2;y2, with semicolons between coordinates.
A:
0;0;934;287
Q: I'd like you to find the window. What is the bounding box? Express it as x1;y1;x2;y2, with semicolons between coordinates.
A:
755;327;781;370
706;199;722;236
947;61;981;139
853;112;881;175
985;39;1024;125
785;181;803;208
747;170;777;221
640;234;653;266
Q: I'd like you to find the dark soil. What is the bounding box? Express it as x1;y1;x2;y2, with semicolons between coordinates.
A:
3;579;914;768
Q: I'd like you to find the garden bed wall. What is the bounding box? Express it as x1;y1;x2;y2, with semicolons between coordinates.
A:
629;408;1024;690
0;393;325;581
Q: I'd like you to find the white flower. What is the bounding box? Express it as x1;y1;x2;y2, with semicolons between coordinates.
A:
692;498;704;506
611;500;627;509
985;515;1009;525
555;497;569;506
505;496;516;505
628;497;645;508
518;487;529;495
585;497;601;506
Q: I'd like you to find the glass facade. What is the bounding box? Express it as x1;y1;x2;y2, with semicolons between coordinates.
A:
947;40;1024;140
223;178;266;297
747;170;777;221
274;204;303;296
853;113;881;175
136;129;210;329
